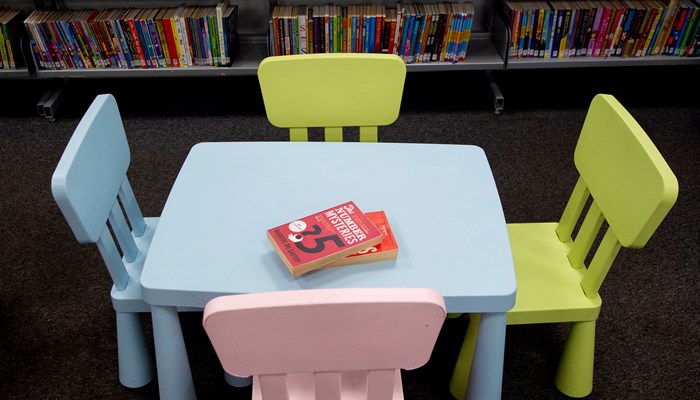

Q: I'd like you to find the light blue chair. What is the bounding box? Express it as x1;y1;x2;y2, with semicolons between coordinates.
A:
51;94;155;388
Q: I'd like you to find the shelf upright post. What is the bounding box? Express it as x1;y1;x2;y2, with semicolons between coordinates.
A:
485;70;504;114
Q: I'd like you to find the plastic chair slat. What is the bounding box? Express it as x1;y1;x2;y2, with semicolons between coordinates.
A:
366;370;396;400
96;227;129;291
324;127;343;142
314;372;341;400
258;374;289;400
580;230;622;298
555;177;589;243
289;127;308;142
360;126;378;143
109;201;138;263
119;177;146;237
568;200;604;269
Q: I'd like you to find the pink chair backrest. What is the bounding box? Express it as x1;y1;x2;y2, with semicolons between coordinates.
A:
203;288;446;400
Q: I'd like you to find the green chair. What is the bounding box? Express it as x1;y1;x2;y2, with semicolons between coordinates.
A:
449;94;679;399
257;53;406;142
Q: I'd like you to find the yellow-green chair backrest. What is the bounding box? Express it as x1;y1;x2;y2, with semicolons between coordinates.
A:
555;94;678;298
257;54;406;142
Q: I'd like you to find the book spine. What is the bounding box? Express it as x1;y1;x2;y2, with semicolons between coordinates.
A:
568;4;580;57
299;6;308;54
185;15;197;65
216;4;226;62
107;19;130;68
0;21;8;69
116;18;137;68
646;4;665;55
146;18;165;68
683;8;700;55
593;5;612;57
163;15;180;67
635;5;657;57
75;14;98;68
664;5;686;54
133;17;151;67
24;21;45;69
576;6;591;57
462;5;476;61
125;17;144;68
154;17;171;67
675;5;697;55
621;5;643;57
95;18;116;68
541;8;552;58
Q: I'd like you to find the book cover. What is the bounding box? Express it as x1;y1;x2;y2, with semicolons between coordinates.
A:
321;211;399;269
267;201;383;277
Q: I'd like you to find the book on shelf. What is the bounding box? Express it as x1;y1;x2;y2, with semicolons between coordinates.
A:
22;1;239;71
266;2;475;63
0;7;25;70
501;0;700;59
267;201;383;277
321;210;399;269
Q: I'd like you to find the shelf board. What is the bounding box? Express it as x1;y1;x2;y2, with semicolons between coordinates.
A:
506;55;700;69
36;36;268;78
0;67;32;78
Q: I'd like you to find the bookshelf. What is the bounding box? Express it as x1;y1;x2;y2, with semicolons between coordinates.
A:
1;0;699;111
2;0;507;76
500;1;700;70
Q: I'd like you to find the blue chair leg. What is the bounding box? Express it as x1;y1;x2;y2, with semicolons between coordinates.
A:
116;312;155;388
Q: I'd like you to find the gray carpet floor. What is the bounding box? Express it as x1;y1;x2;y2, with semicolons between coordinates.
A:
0;66;698;399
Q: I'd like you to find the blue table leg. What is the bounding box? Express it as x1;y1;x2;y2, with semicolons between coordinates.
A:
151;305;196;400
225;371;253;387
466;311;507;400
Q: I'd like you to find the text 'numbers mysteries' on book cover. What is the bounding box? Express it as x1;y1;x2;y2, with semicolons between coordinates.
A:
321;210;399;269
266;201;383;277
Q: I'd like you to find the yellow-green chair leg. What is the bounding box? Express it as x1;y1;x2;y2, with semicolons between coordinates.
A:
447;313;463;319
555;320;596;398
449;313;480;400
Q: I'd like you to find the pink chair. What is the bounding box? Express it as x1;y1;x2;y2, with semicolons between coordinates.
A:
202;288;446;400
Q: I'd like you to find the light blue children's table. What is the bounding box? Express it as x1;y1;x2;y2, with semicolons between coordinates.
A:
141;141;516;400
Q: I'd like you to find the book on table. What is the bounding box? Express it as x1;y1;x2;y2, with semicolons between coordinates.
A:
320;210;399;269
266;201;383;277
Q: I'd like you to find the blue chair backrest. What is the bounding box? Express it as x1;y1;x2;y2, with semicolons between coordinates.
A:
51;94;145;290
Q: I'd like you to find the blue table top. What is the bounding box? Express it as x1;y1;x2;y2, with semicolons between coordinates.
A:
141;142;516;312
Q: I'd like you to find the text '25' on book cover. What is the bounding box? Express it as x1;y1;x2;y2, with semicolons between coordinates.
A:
266;201;383;277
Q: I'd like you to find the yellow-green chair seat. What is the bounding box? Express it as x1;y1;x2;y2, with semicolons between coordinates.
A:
506;222;601;326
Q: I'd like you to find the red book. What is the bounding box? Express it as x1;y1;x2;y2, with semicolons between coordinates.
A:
160;9;180;67
321;210;399;269
267;201;383;277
